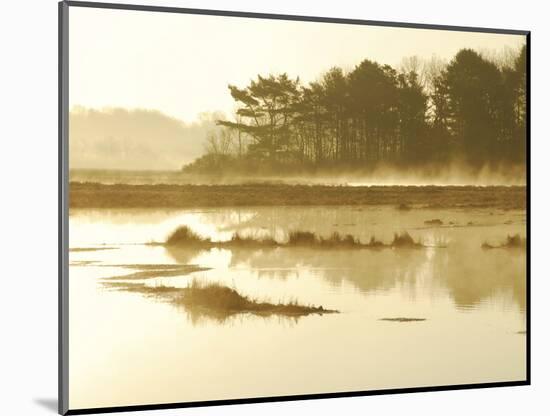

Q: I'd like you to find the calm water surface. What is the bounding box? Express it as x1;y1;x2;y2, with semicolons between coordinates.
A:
68;206;526;409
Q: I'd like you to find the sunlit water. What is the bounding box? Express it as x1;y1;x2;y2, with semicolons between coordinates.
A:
68;206;526;409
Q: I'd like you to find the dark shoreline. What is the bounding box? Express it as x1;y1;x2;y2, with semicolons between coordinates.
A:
69;182;526;209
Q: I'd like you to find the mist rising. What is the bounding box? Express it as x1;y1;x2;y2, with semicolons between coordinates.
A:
69;107;219;170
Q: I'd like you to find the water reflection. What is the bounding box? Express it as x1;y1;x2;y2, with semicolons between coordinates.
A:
70;204;526;316
165;243;526;314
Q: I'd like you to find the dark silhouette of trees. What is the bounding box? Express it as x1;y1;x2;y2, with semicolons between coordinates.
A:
217;74;301;160
397;70;429;164
439;49;504;165
509;46;527;163
347;60;400;163
184;46;527;174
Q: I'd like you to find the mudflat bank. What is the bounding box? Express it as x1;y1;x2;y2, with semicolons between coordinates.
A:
69;183;526;210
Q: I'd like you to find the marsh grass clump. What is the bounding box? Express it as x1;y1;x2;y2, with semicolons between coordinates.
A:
228;233;278;247
102;279;338;320
179;280;338;317
482;234;526;250
180;279;251;312
287;231;317;246
164;226;428;250
391;232;422;248
166;226;208;245
287;230;363;248
319;232;361;248
366;236;385;248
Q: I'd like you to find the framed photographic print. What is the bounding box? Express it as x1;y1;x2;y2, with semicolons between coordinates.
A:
59;1;530;414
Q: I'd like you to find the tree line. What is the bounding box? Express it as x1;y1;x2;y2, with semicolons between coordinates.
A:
184;46;526;174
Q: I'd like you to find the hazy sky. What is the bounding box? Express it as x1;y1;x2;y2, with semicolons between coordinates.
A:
69;6;526;123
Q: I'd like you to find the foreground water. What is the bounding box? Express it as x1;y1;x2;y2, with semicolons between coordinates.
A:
68;205;526;409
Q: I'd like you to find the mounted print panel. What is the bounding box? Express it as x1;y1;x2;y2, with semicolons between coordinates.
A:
59;1;529;414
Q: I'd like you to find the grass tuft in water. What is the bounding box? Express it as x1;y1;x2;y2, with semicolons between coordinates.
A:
391;232;422;248
287;231;318;246
482;234;526;250
229;233;278;247
102;279;338;321
179;279;337;317
164;226;425;250
166;226;208;245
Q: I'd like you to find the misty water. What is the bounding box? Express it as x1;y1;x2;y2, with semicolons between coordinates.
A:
68;205;526;409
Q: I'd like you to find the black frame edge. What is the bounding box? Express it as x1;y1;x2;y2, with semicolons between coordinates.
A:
59;1;531;414
525;31;531;385
63;0;529;35
59;1;70;415
66;380;529;415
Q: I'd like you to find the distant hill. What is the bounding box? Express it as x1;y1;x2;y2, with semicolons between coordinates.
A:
69;107;217;170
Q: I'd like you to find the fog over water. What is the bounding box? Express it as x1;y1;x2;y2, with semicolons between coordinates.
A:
70;165;526;187
69;107;220;170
